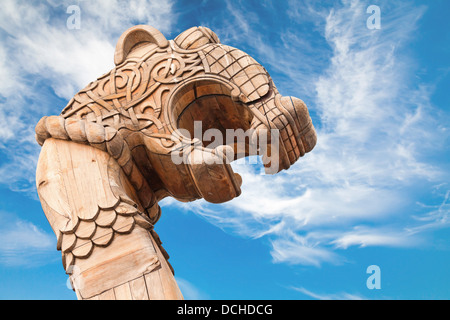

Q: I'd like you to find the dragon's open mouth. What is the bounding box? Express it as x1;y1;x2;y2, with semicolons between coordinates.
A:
171;78;256;161
166;76;316;175
162;75;316;203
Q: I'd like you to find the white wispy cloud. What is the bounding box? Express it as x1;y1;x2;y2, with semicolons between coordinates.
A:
0;214;55;266
291;286;365;300
330;226;419;249
0;0;174;101
175;277;210;300
165;0;449;267
408;189;450;234
271;233;341;267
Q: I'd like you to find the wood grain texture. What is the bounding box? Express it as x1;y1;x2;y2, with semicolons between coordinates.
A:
129;276;149;300
35;25;317;300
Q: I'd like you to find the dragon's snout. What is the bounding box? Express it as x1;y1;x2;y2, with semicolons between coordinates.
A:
247;93;317;174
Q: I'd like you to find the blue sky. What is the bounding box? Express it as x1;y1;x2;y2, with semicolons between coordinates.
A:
0;0;449;300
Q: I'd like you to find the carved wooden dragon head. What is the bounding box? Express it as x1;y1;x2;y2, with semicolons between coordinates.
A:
35;25;317;226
